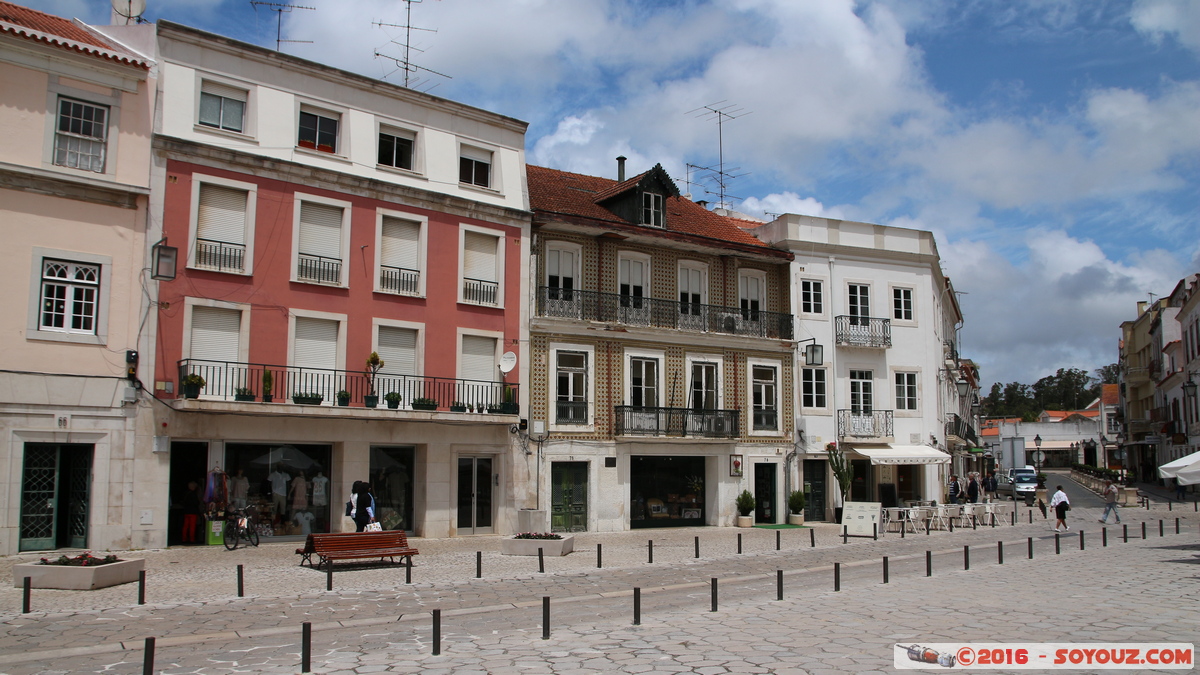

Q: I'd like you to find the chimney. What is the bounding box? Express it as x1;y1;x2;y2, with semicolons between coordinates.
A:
616;156;627;182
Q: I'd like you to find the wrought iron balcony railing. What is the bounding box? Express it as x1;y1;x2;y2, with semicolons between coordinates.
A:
195;238;246;273
835;315;891;348
614;406;739;438
380;265;420;295
463;277;499;305
945;412;978;446
837;409;894;439
176;359;517;412
555;400;589;425
536;287;793;340
297;253;342;284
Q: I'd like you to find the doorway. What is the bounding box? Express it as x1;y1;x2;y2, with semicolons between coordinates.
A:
550;462;588;532
754;463;777;524
850;459;870;501
897;465;918;502
803;459;827;521
20;443;93;551
167;441;208;546
457;456;493;534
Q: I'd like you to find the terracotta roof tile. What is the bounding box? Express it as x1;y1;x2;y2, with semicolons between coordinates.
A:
528;164;775;251
1101;384;1119;406
0;1;149;68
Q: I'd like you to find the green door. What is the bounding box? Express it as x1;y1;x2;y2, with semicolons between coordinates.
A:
550;462;588;532
21;443;92;551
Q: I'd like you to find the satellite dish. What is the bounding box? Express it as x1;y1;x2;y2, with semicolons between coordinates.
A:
112;0;146;20
498;351;517;374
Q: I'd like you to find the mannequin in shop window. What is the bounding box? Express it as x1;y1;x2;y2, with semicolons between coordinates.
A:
267;466;290;523
292;508;315;535
290;472;308;515
311;470;328;508
230;469;250;510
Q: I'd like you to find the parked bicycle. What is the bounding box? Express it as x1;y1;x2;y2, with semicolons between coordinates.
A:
223;506;260;550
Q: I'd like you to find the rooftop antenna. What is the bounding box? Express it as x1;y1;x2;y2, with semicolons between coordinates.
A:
373;0;451;90
249;2;315;52
686;101;751;210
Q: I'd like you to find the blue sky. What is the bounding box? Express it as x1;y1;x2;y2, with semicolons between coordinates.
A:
30;0;1200;391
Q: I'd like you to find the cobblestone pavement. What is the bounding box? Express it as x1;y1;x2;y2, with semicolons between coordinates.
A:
1;476;1197;673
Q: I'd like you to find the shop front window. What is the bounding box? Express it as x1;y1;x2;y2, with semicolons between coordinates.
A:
224;443;332;537
630;455;705;528
370;446;415;532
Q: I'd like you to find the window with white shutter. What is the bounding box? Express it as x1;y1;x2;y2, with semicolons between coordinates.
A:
293;317;338;402
379;216;421;295
462;231;499;305
461;335;496;383
195;184;248;273
198;81;246;133
189;306;241;364
297;201;344;285
377;326;417;376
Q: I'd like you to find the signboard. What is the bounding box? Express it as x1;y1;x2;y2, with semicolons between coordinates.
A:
841;501;882;538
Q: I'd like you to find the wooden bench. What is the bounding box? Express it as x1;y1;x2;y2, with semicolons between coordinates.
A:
295;531;418;570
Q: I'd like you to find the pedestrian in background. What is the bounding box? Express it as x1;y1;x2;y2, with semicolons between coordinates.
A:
947;475;961;504
1099;480;1121;524
966;474;980;504
984;471;998;501
1175;478;1187;502
350;480;376;532
1049;485;1070;532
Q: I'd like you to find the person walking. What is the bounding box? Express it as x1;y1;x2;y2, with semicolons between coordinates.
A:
984;471;998;501
1099;480;1121;524
966;474;980;504
1175;478;1187;502
350;480;377;532
947;475;961;504
1049;485;1070;532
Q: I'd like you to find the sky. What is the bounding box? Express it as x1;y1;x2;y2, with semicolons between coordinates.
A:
28;0;1200;392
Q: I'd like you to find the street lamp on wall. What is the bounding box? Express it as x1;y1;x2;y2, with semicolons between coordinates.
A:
797;338;823;366
955;376;969;398
1184;375;1197;401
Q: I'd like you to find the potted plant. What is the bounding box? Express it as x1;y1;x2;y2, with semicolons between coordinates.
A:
735;489;755;527
181;373;205;399
828;441;854;523
411;397;438;411
234;387;255;402
501;386;519;414
487;402;505;414
364;352;384;408
450;400;468;412
336;390;351;406
787;490;807;526
384;392;402;409
500;532;574;556
261;369;273;403
292;392;323;405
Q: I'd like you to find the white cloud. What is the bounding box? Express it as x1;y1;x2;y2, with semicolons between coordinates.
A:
1132;0;1200;52
739;193;846;220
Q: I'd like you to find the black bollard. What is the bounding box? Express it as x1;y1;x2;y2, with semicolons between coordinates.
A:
776;530;781;550
1012;510;1016;526
432;609;441;655
1103;526;1108;547
1159;519;1164;537
949;518;954;533
777;569;784;600
899;521;903;539
1145;498;1150;510
138;570;146;605
737;533;742;554
842;526;848;544
633;587;641;625
926;519;931;535
1055;533;1061;555
649;539;654;563
1080;530;1085;550
1169;501;1173;512
695;536;700;559
538;547;545;573
1123;523;1128;543
883;556;889;584
926;550;932;577
142;637;155;675
1029;510;1033;524
1142;522;1147;539
326;566;332;591
22;576;30;614
477;551;482;579
711;578;718;612
998;541;1003;565
237;564;244;597
598;543;603;569
406;558;412;584
1028;537;1033;559
1176;518;1180;535
834;562;841;591
964;545;970;570
810;528;816;548
542;597;550;640
301;622;311;673
972;515;977;530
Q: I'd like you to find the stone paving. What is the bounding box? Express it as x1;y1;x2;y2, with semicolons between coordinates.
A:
1;476;1197;673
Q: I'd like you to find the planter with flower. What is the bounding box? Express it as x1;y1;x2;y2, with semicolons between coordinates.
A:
234;387;255;402
364;352;384;408
411;397;438;411
13;552;145;590
501;531;574;556
384;392;403;409
181;373;205;399
336;390;351;407
450;400;468;413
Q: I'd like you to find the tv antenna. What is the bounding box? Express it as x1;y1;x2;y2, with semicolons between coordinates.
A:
111;0;146;24
373;0;451;90
686;101;751;210
249;2;315;52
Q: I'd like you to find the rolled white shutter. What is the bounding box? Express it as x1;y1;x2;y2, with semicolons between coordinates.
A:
190;306;240;363
298;202;342;258
377;326;417;375
460;335;495;382
201;80;247;103
380;217;420;270
463;232;496;282
197;184;247;245
293;317;338;370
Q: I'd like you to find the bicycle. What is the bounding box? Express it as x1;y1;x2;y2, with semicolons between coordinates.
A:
223;506;260;550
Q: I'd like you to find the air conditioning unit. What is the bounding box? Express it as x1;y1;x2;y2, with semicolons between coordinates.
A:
718;312;739;333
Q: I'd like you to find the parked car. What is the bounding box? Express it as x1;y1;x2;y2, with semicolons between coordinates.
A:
997;467;1038;504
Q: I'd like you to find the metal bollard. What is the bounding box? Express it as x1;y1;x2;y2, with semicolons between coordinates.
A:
598;543;603;569
883;556;889;584
777;569;784;600
1028;537;1033;559
326;566;333;591
972;515;977;530
695;536;700;559
22;576;30;614
301;621;311;673
949;518;954;533
633;587;641;625
711;578;718;612
776;530;781;551
538;547;545;573
810;528;816;548
1142;522;1147;539
1176;518;1180;535
649;539;654;563
1159;519;1164;537
477;551;482;579
432;609;441;655
1169;501;1173;512
1080;530;1085;550
998;541;1003;565
899;521;903;539
1103;527;1107;547
842;526;848;544
237;564;244;597
1055;533;1061;555
964;545;970;570
1029;510;1033;524
142;636;155;675
834;562;841;591
926;550;932;577
737;533;742;554
1123;524;1128;543
406;558;412;584
138;570;146;605
542;596;550;640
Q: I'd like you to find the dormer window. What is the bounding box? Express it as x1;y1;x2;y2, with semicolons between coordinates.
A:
642;192;664;228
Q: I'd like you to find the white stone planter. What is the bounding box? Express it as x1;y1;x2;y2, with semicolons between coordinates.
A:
787;513;805;526
13;558;145;590
736;515;754;528
501;535;574;556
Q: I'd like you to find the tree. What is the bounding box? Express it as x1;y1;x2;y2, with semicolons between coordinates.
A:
827;442;854;507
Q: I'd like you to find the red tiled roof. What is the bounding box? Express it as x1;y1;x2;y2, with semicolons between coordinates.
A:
0;1;149;68
1101;384;1119;406
527;164;777;252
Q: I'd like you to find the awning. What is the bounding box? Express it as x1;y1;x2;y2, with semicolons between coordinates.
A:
1023;440;1076;450
851;445;951;465
1158;450;1200;486
965;447;986;454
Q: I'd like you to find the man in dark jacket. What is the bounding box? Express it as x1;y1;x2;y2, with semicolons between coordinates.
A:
966;475;980;503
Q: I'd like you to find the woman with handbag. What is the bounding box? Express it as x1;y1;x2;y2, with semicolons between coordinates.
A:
350;480;378;532
1049;485;1070;532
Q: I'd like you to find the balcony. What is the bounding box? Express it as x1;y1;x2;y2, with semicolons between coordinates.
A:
175;359;517;412
837;409;894;440
945;413;978;446
379;265;420;295
536;287;793;340
195;238;245;273
463;277;499;305
752;408;778;431
835;315;891;348
614;406;739;438
555;400;589;425
297;253;341;285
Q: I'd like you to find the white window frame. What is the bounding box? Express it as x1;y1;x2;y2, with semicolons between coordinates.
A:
748;357;782;436
458;224;506;308
849;368;874;414
43;81;121;178
188;173;257;275
459;142;499;192
374;208;428;297
738;268;767;320
678;260;708;311
545;240;582;290
456;328;503;381
617;250;652;298
800;367;829;412
286;308;347;371
799;277;826;318
549;342;595;432
195;75;254;140
26;247;111;346
291;192;352;287
685;353;724;410
642;191;664;228
893;368;920;415
624;348;664;409
891;284;916;325
376;120;421;175
296;101;346;157
847;282;872;322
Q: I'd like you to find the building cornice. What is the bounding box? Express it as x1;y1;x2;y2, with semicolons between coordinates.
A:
534;214;793;263
0;161;147;208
